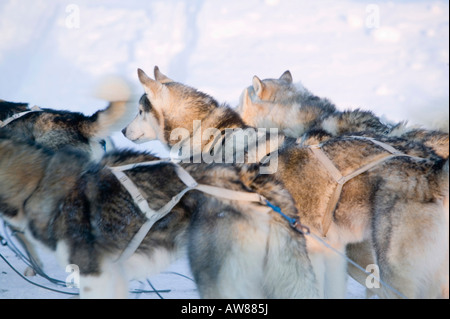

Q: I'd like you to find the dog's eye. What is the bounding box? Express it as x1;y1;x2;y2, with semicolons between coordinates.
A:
139;110;143;115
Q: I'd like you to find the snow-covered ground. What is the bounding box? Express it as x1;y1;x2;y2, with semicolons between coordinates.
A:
0;228;199;299
0;0;448;299
0;223;366;299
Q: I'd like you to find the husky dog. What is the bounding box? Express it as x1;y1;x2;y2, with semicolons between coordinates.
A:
238;71;337;138
238;71;449;297
123;67;449;298
0;81;136;277
238;71;449;159
0;98;133;161
0;131;318;298
238;71;391;138
0;76;136;160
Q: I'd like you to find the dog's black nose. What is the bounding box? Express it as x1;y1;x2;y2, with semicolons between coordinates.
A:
121;128;126;136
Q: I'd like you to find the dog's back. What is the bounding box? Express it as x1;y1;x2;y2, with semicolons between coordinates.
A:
0;100;29;120
238;72;449;160
279;133;449;298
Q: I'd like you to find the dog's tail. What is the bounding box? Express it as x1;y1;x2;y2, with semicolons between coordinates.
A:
85;75;137;139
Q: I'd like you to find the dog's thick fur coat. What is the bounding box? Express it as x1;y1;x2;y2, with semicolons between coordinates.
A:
0;131;318;298
238;71;449;159
0;98;135;160
1;84;137;276
237;71;449;297
123;67;449;298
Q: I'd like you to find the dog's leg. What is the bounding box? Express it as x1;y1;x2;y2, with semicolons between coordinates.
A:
346;241;379;298
8;226;43;276
308;251;325;298
262;225;319;299
443;195;449;298
307;234;348;298
375;202;448;299
324;246;347;298
79;262;129;299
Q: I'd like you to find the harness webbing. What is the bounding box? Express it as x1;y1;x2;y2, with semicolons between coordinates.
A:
306;136;425;237
108;136;420;299
108;160;270;262
0;106;42;128
109;161;196;262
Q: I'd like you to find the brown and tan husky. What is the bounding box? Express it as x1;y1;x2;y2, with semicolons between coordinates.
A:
238;70;448;159
237;70;449;297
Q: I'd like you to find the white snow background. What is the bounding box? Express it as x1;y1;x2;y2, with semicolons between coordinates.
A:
0;0;448;299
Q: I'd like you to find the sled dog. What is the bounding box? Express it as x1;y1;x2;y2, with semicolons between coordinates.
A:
0;81;136;276
0;77;135;161
238;71;449;297
0;100;131;161
122;67;449;298
0;131;318;299
238;71;449;159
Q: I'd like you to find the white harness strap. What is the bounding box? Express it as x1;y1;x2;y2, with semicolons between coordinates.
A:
109;161;198;262
0;106;42;128
306;136;424;237
195;184;265;203
109;160;268;262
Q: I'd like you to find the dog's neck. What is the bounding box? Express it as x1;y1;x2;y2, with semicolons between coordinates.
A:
163;102;286;164
164;103;247;149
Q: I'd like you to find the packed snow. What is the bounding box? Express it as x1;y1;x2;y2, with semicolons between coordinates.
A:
0;0;448;299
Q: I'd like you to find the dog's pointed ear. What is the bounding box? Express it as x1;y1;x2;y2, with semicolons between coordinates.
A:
138;68;152;86
154;66;173;84
279;70;293;84
138;68;163;99
252;76;265;99
242;87;252;108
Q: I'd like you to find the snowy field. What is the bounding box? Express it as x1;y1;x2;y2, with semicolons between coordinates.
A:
0;0;448;299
